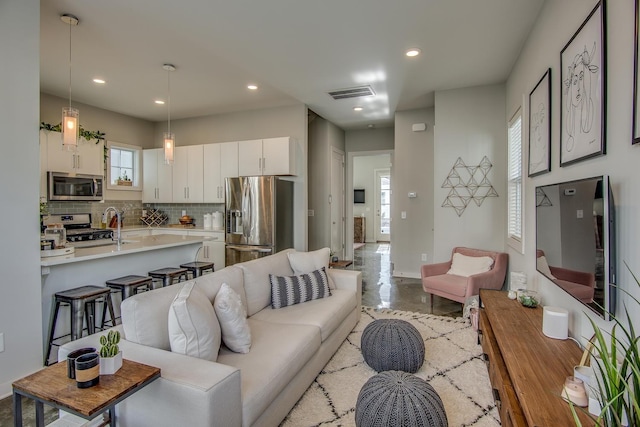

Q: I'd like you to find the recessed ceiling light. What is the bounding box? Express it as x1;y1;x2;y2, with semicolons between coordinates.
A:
92;78;106;84
405;48;421;57
353;106;363;112
154;100;165;105
368;124;375;128
247;84;258;90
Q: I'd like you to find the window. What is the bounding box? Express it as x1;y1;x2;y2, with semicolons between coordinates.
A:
107;141;142;191
507;109;523;252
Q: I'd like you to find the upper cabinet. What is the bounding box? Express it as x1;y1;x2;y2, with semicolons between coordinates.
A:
142;148;173;203
203;141;238;203
40;130;104;176
238;137;296;176
172;145;204;203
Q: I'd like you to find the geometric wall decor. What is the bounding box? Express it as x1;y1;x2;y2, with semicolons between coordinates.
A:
535;187;552;207
441;156;498;216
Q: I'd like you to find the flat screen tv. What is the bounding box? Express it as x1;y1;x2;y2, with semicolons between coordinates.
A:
535;175;616;320
354;189;365;204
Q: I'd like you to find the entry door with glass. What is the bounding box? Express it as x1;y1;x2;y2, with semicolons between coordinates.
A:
375;169;390;241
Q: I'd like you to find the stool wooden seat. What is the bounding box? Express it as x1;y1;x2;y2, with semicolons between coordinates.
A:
106;275;153;299
45;285;115;366
148;267;188;287
179;261;215;278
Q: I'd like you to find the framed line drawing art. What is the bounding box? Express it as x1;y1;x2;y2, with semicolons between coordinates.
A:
528;68;551;177
634;0;640;144
560;1;606;166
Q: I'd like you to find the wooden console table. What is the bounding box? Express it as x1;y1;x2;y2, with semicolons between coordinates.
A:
478;289;594;426
12;359;160;427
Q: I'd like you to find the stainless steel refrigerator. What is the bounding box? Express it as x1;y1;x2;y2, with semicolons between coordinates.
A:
225;176;294;265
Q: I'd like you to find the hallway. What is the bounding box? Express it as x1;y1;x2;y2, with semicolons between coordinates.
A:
353;243;463;317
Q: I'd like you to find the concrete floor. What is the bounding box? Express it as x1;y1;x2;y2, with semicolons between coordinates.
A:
0;242;462;425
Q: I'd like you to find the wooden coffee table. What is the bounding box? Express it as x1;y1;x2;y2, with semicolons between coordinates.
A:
12;359;160;427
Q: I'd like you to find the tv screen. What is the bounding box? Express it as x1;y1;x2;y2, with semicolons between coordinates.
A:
535;175;616;320
354;189;365;204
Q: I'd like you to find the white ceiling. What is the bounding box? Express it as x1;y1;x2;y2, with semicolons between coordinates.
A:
40;0;544;130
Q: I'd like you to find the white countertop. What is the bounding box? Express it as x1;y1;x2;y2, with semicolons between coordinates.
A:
120;226;224;233
41;234;206;267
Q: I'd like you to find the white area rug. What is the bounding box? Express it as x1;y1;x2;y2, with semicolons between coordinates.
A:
281;307;500;426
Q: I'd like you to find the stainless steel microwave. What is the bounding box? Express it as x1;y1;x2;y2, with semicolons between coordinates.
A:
47;172;104;201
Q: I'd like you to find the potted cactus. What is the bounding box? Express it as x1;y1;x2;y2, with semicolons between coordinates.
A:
99;330;122;375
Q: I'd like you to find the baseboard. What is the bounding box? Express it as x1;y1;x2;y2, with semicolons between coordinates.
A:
392;270;420;279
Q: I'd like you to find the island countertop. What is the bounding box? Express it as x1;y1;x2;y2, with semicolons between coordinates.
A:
41;234;206;267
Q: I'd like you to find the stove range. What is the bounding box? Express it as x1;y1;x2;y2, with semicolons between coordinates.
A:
43;213;113;243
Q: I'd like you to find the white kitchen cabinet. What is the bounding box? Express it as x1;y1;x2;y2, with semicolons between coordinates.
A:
142;148;173;203
238;137;295;176
172;145;204;203
190;231;225;270
41;130;104;176
203;141;238;202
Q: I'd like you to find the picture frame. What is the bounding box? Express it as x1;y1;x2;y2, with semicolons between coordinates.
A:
528;68;551;177
560;1;606;166
634;0;640;144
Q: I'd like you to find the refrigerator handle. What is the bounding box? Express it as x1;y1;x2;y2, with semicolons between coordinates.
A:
226;244;272;253
241;179;251;239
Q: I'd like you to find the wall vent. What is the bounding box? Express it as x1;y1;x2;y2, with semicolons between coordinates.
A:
327;85;375;100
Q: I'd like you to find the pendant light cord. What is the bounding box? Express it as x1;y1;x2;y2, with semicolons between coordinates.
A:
68;20;72;109
167;68;171;134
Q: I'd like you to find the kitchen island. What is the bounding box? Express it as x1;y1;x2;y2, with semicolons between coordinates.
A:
40;234;205;362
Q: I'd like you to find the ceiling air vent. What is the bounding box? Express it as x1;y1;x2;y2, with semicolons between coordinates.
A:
327;85;375;100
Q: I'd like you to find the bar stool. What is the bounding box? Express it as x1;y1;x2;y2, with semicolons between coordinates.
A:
45;286;116;366
106;275;153;300
180;261;215;279
148;267;189;288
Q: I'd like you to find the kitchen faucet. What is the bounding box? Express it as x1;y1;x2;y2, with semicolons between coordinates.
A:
104;206;122;247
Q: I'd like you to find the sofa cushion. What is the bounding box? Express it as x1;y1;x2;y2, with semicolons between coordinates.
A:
214;283;251;353
239;249;295;316
288;248;336;289
447;252;494;277
168;282;221;361
252;288;356;341
216;319;321;427
194;265;247;310
270;268;331;309
423;274;468;298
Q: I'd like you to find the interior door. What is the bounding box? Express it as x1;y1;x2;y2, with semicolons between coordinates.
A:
330;148;345;259
375;169;391;242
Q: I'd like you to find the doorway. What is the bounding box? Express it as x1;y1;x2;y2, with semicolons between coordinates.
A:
330;148;345;259
375;169;391;242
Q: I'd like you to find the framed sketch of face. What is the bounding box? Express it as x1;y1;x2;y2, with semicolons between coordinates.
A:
528;68;551;177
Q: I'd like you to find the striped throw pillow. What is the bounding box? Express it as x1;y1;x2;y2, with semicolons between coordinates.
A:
270;267;332;309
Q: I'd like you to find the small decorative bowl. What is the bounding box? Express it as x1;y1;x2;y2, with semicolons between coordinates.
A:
518;290;540;308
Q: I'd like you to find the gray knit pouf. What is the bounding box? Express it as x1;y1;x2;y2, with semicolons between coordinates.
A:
361;319;425;373
355;370;448;427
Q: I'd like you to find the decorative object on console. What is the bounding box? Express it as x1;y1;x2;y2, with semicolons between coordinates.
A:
75;353;100;388
99;330;123;375
560;1;606;166
66;347;96;379
518;289;539;308
542;306;569;340
441;156;498;216
561;376;588;407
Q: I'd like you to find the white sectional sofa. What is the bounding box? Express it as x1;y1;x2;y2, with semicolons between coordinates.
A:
59;249;362;427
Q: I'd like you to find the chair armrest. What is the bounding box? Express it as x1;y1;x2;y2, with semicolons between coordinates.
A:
421;261;451;278
328;269;362;310
549;266;595;288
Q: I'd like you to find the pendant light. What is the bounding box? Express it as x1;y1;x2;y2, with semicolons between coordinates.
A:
163;64;176;165
61;14;79;151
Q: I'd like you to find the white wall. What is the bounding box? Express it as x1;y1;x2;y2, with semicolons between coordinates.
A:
433;85;507;262
0;0;43;397
353;154;392;242
506;0;639;340
392;108;434;277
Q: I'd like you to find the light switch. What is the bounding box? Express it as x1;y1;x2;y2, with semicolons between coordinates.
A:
577;209;583;219
401;211;407;219
408;192;417;198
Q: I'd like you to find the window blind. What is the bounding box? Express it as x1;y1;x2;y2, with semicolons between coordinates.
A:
508;112;522;241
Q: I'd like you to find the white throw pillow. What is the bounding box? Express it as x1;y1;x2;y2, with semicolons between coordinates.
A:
536;255;557;279
168;282;221;361
288;248;336;289
214;283;251;353
447;253;494;277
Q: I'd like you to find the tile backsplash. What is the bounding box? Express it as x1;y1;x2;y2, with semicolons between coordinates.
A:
45;200;224;228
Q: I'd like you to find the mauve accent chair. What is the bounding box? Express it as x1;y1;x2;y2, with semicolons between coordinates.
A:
421;247;508;309
536;250;595;303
